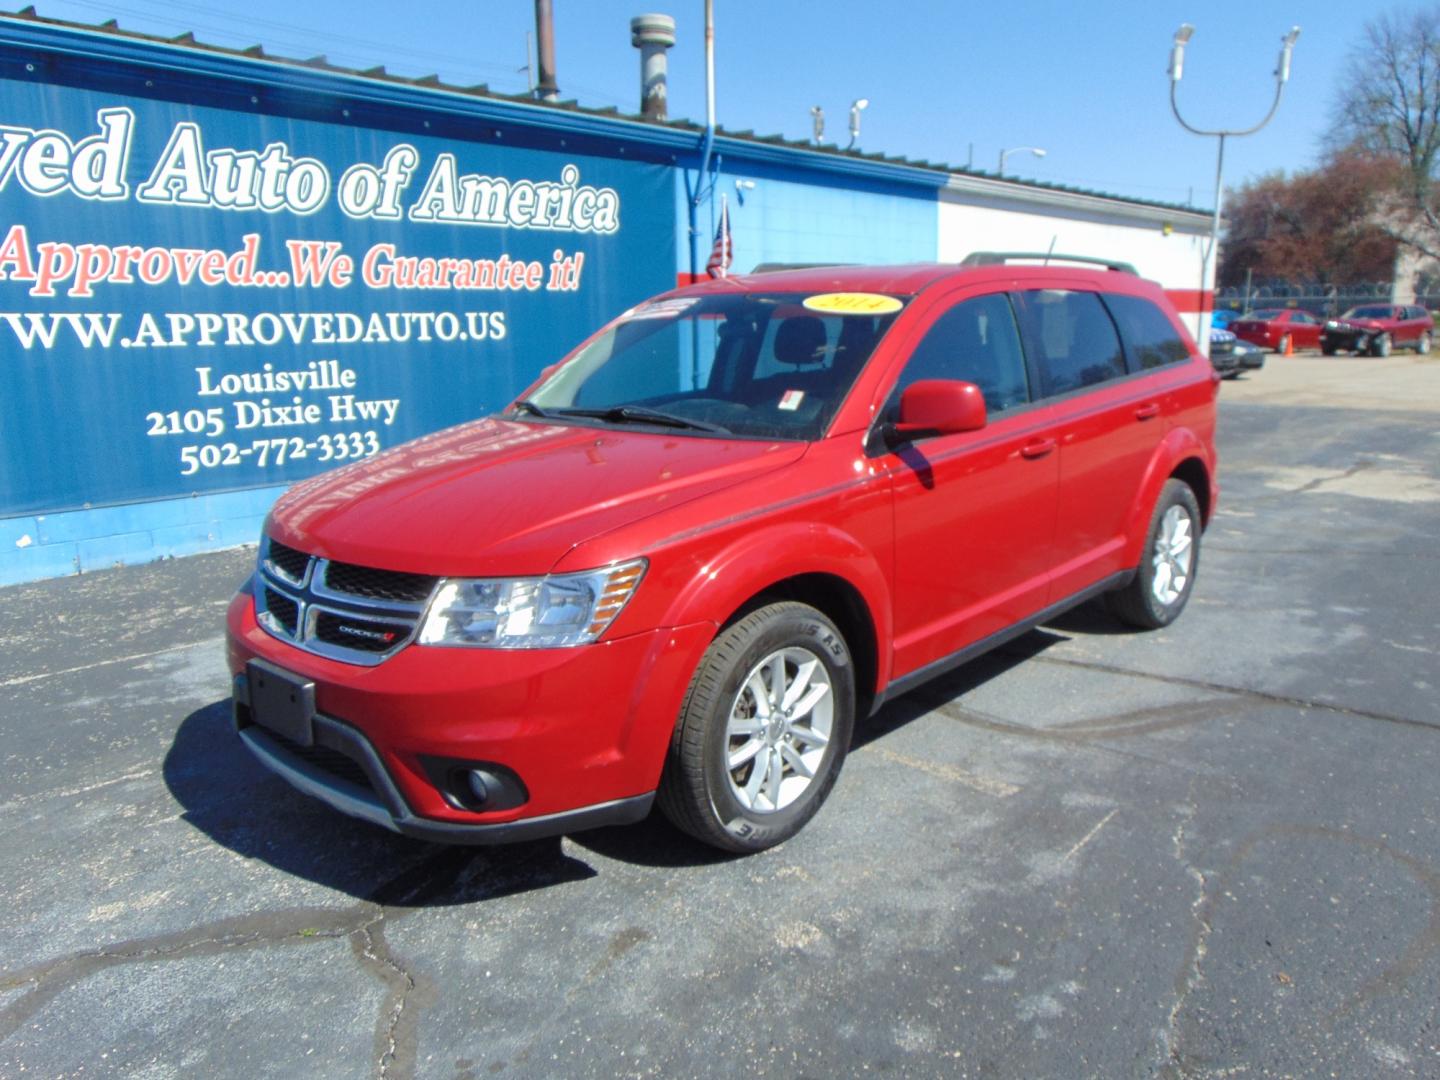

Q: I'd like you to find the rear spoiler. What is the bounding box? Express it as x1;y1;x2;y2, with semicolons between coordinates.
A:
960;252;1138;276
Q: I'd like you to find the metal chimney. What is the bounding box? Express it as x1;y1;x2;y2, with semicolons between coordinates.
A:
534;0;559;101
630;14;676;120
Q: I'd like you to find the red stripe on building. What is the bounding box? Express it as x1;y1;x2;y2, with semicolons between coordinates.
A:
1164;289;1214;314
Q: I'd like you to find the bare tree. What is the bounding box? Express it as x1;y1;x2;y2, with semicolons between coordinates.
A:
1332;8;1440;258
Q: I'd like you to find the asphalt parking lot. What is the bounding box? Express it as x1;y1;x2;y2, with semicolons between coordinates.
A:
2;352;1438;1079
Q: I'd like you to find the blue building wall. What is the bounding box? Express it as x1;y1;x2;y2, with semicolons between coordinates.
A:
0;20;946;586
677;163;939;277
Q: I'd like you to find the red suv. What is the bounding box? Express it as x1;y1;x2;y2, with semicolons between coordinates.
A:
226;257;1218;853
1320;304;1434;357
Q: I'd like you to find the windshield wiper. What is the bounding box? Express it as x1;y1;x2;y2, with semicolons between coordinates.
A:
510;399;551;418
551;405;731;434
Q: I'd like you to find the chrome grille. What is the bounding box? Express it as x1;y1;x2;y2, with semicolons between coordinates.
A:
254;536;438;666
324;560;438;603
263;587;300;636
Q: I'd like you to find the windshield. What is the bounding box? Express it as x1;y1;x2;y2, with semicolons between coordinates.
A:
1343;306;1394;320
1248;309;1283;320
520;291;908;440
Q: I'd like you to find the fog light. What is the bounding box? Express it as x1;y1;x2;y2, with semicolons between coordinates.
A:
466;769;490;805
422;757;530;813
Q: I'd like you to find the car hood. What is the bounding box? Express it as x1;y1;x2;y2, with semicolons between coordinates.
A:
266;417;806;576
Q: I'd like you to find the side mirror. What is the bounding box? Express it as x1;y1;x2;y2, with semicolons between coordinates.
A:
891;379;987;438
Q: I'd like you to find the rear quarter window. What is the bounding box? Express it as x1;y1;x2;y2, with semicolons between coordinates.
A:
1104;293;1192;371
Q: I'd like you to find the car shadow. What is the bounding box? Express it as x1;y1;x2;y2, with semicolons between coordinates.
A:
169;619;1123;889
164;701;599;907
1041;598;1141;637
852;626;1068;750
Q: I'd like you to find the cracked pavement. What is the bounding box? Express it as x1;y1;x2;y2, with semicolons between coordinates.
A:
1;355;1438;1078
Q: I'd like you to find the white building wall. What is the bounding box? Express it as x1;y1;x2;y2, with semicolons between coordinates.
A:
938;181;1214;342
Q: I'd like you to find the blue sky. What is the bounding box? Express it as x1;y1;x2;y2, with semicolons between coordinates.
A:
5;0;1386;208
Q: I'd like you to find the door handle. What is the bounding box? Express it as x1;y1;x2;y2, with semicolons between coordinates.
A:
1134;403;1161;421
1020;437;1057;459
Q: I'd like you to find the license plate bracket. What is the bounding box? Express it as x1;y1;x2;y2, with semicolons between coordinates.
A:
246;659;316;747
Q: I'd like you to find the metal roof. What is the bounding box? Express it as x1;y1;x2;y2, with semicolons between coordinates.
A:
0;7;1210;218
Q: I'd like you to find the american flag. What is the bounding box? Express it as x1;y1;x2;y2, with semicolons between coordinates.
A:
705;196;732;278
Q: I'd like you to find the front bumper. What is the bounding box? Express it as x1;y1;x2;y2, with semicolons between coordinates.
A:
226;591;715;842
1321;328;1375;352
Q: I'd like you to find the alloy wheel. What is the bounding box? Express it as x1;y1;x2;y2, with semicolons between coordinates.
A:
1150;504;1194;607
725;647;833;813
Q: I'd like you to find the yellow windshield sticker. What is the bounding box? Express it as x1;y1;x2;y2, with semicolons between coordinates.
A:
802;292;903;316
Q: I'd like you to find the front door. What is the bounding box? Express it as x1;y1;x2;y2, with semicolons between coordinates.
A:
877;290;1059;680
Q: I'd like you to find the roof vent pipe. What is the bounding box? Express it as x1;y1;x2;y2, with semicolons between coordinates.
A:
534;0;559;101
631;14;676;120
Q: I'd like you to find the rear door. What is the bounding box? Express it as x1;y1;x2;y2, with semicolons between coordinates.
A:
874;288;1059;679
1012;286;1181;603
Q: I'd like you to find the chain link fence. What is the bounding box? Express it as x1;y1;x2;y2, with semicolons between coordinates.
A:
1216;280;1440;317
1214;281;1400;318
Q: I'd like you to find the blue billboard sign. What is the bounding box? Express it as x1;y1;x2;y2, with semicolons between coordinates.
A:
0;78;676;515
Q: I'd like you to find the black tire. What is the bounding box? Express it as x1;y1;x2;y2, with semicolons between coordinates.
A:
1105;480;1202;630
658;601;855;853
1321;344;1337;356
1372;333;1392;358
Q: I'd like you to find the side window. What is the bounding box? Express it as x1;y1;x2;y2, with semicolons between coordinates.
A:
883;293;1030;420
1104;293;1191;371
1017;289;1126;396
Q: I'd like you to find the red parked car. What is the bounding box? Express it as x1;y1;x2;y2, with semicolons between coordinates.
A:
226;257;1218;852
1229;308;1323;353
1319;304;1434;357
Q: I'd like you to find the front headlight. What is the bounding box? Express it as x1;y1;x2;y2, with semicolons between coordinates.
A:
418;559;646;648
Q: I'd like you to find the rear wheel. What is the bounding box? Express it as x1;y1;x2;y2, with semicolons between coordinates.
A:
1106;480;1201;630
1276;334;1291;355
658;602;855;853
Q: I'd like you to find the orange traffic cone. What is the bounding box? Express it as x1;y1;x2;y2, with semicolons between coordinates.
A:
1284;334;1294;357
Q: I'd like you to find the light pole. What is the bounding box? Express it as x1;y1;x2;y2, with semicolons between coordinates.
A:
998;146;1046;176
1170;23;1299;345
810;105;824;145
847;98;868;150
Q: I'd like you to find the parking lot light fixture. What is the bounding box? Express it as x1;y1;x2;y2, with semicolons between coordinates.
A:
1169;24;1193;82
1168;24;1299;354
998;146;1046;176
847;98;868;149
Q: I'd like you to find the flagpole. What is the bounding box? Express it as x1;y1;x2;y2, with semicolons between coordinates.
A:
719;193;729;279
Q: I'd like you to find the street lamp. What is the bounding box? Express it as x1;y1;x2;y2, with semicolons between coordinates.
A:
847;98;868;149
810;105;824;145
1170;23;1300;347
998;146;1046;176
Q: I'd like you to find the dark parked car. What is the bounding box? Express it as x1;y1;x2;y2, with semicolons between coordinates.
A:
1209;328;1264;379
1320;305;1433;357
1230;308;1323;353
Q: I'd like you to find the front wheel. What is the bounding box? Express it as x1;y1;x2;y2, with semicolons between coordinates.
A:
1372;333;1392;358
658;602;855;853
1106;480;1202;630
1417;331;1431;355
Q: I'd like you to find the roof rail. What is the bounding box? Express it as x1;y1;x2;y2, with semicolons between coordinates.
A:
960;252;1138;275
